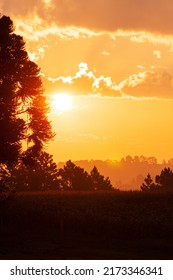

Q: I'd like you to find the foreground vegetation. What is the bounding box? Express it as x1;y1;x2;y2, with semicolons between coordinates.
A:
0;190;173;259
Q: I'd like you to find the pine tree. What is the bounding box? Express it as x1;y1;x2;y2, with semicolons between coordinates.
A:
10;152;60;191
29;152;60;191
155;168;173;190
0;15;54;166
140;173;156;191
90;166;113;190
58;160;93;190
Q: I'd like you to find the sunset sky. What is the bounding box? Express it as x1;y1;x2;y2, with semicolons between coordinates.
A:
2;0;173;162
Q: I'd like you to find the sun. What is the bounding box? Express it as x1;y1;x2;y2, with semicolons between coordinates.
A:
51;93;73;112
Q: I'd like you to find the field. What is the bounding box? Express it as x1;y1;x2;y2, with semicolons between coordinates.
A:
0;190;173;260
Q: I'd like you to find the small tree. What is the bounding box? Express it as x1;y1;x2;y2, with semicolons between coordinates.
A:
140;173;156;191
0;164;16;199
90;166;113;190
9;163;29;191
155;167;173;190
10;152;60;191
30;152;60;191
58;160;93;190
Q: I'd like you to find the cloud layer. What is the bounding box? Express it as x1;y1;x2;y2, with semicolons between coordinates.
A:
43;63;173;99
43;62;121;97
2;0;173;35
2;1;173;99
119;70;173;99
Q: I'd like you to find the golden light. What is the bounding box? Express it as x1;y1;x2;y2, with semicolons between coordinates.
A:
51;93;73;112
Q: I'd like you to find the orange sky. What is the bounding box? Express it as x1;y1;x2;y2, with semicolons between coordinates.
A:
2;0;173;162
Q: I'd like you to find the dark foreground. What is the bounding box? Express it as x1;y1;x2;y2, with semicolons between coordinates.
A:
0;191;173;260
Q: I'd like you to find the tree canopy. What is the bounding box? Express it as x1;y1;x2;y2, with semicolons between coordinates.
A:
10;152;60;191
155;168;173;190
90;166;113;190
58;160;93;190
0;15;54;166
58;160;114;191
140;173;156;191
141;168;173;191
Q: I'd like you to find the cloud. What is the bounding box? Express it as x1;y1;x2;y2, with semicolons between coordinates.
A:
100;51;110;56
2;0;173;35
42;62;121;97
14;17;97;42
119;70;173;99
115;30;173;47
153;50;161;59
43;64;173;99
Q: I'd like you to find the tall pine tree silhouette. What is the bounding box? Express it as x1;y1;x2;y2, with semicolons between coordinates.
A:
0;15;54;166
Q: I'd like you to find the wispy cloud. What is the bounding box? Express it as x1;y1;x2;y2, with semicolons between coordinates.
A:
15;18;97;42
119;70;173;99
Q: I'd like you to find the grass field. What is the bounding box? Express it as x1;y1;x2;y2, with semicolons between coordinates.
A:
0;190;173;259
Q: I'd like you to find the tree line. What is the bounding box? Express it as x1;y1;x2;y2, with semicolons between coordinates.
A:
0;153;114;192
141;168;173;192
1;149;173;193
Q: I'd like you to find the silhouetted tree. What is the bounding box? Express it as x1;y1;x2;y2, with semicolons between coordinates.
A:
90;166;113;190
58;160;93;190
147;157;157;165
58;161;115;191
10;152;60;191
0;164;10;190
0;164;16;199
9;163;28;191
155;167;173;190
29;152;60;191
140;173;156;191
0;15;54;167
125;155;133;164
141;168;173;191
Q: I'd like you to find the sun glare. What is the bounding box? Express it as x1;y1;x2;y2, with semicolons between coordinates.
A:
52;93;73;112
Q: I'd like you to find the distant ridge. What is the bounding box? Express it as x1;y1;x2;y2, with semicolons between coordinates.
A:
57;156;173;190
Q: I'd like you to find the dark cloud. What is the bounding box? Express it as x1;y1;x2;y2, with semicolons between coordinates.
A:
1;0;173;35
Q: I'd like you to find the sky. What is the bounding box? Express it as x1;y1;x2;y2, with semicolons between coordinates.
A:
1;0;173;162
